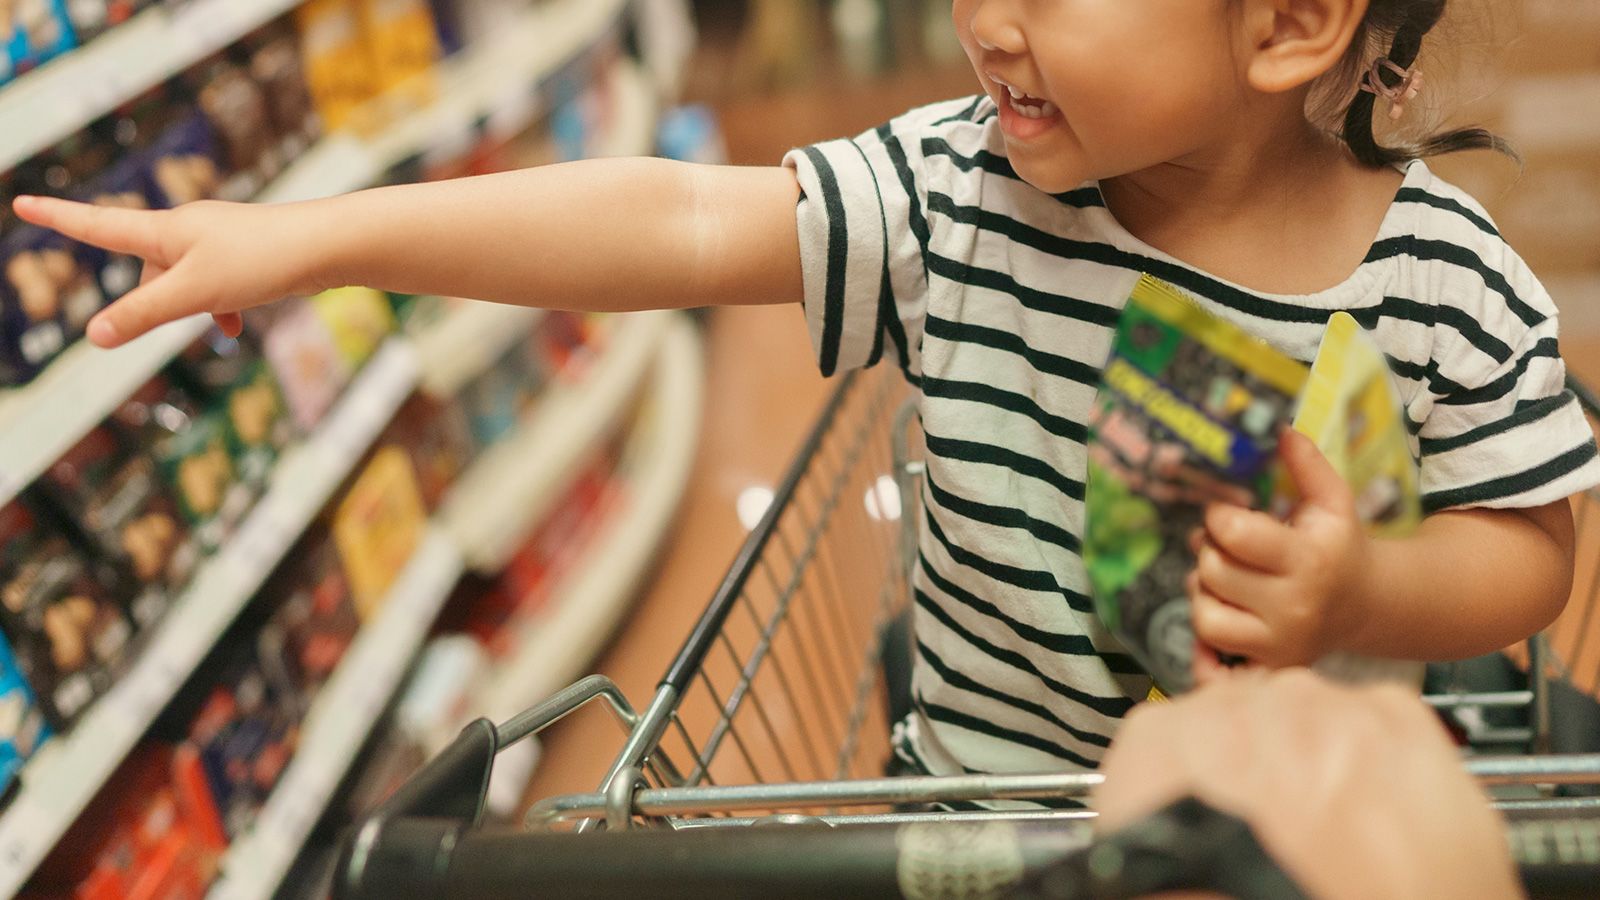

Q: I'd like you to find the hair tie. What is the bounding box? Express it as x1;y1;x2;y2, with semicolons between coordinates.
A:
1360;58;1424;122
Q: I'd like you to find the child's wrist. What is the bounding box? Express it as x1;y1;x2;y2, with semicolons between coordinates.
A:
1333;533;1387;654
281;198;354;295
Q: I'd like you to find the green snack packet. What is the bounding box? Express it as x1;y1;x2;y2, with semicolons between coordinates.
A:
1085;276;1306;693
1086;277;1422;695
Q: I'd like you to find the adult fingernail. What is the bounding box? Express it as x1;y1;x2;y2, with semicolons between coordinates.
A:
88;317;120;346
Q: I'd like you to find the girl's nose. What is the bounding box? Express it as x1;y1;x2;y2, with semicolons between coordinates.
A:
967;0;1026;54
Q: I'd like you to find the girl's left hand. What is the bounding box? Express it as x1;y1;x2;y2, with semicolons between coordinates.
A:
1187;429;1371;680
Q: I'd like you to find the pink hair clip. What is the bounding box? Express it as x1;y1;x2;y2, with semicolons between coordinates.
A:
1360;57;1424;121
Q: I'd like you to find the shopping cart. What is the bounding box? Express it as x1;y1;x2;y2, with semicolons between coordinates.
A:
332;363;1600;899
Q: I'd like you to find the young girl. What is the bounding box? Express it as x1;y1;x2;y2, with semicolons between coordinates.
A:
15;0;1598;782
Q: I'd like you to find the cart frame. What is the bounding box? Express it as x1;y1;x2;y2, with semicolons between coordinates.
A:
336;364;1600;898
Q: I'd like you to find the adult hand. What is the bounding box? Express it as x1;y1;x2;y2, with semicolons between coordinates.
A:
1095;669;1521;900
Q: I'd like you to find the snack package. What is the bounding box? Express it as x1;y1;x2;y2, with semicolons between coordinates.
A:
81;150;157;303
263;299;351;431
332;446;426;618
2;0;77;85
294;0;379;133
39;423;198;629
355;0;439;106
169;333;295;488
188;659;300;840
245;26;320;162
381;394;476;511
190;62;279;200
270;535;359;692
0;630;52;800
0;223;107;381
0;502;133;727
309;285;395;368
1084;276;1421;694
143;111;224;209
154;410;253;552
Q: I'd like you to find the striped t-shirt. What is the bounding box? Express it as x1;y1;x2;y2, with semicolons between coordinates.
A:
782;95;1600;781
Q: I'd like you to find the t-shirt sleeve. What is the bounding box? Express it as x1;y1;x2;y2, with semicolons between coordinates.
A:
783;99;973;379
1417;247;1600;514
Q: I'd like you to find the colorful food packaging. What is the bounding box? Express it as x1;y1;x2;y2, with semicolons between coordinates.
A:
1084;275;1420;694
0;630;51;799
38;423;198;629
2;0;77;86
0;502;133;727
332;446;426;618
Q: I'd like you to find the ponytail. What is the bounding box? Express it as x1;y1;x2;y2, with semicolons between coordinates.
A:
1338;0;1517;168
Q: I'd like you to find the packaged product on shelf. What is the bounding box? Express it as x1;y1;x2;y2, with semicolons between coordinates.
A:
355;0;440;109
0;502;133;728
188;658;301;839
310;285;396;368
380;394;476;511
169;333;295;487
143;111;225;208
332;446;427;619
79;150;157;303
154;410;253;552
0;630;52;799
294;0;380;133
38;423;199;629
532;310;601;380
456;356;528;448
1;0;77;86
274;539;360;692
40;744;226;900
0;217;111;374
262;299;352;431
191;59;282;200
243;24;321;162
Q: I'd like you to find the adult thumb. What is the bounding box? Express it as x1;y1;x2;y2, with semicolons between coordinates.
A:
1280;428;1352;516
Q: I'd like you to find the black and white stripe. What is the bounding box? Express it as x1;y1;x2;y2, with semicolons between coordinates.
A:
784;95;1600;780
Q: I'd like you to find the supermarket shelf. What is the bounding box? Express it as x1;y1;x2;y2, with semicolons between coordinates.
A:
0;0;305;174
0;339;420;898
441;309;669;573
208;528;465;900
480;313;702;725
0;315;209;507
413;303;545;398
258;0;630;205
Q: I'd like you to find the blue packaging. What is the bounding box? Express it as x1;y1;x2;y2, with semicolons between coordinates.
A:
0;631;51;798
2;0;78;86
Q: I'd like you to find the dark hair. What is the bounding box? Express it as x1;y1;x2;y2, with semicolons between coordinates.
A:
1338;0;1516;168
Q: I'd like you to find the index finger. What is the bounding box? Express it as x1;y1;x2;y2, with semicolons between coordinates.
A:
13;195;171;262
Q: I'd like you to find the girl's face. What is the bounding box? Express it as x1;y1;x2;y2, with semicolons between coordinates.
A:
953;0;1250;192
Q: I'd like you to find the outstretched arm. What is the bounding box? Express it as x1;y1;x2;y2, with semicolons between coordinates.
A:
15;157;804;348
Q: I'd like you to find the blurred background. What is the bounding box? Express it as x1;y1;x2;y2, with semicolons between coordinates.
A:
0;1;1593;897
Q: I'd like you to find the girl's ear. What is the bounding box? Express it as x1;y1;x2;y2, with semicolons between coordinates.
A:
1238;0;1369;94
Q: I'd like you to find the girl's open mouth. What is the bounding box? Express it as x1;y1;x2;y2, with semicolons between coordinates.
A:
1001;84;1059;120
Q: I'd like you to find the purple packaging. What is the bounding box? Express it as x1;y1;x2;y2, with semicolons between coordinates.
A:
143;112;225;209
0;225;103;384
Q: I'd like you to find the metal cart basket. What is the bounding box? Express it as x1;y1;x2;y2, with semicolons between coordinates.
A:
334;363;1600;899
